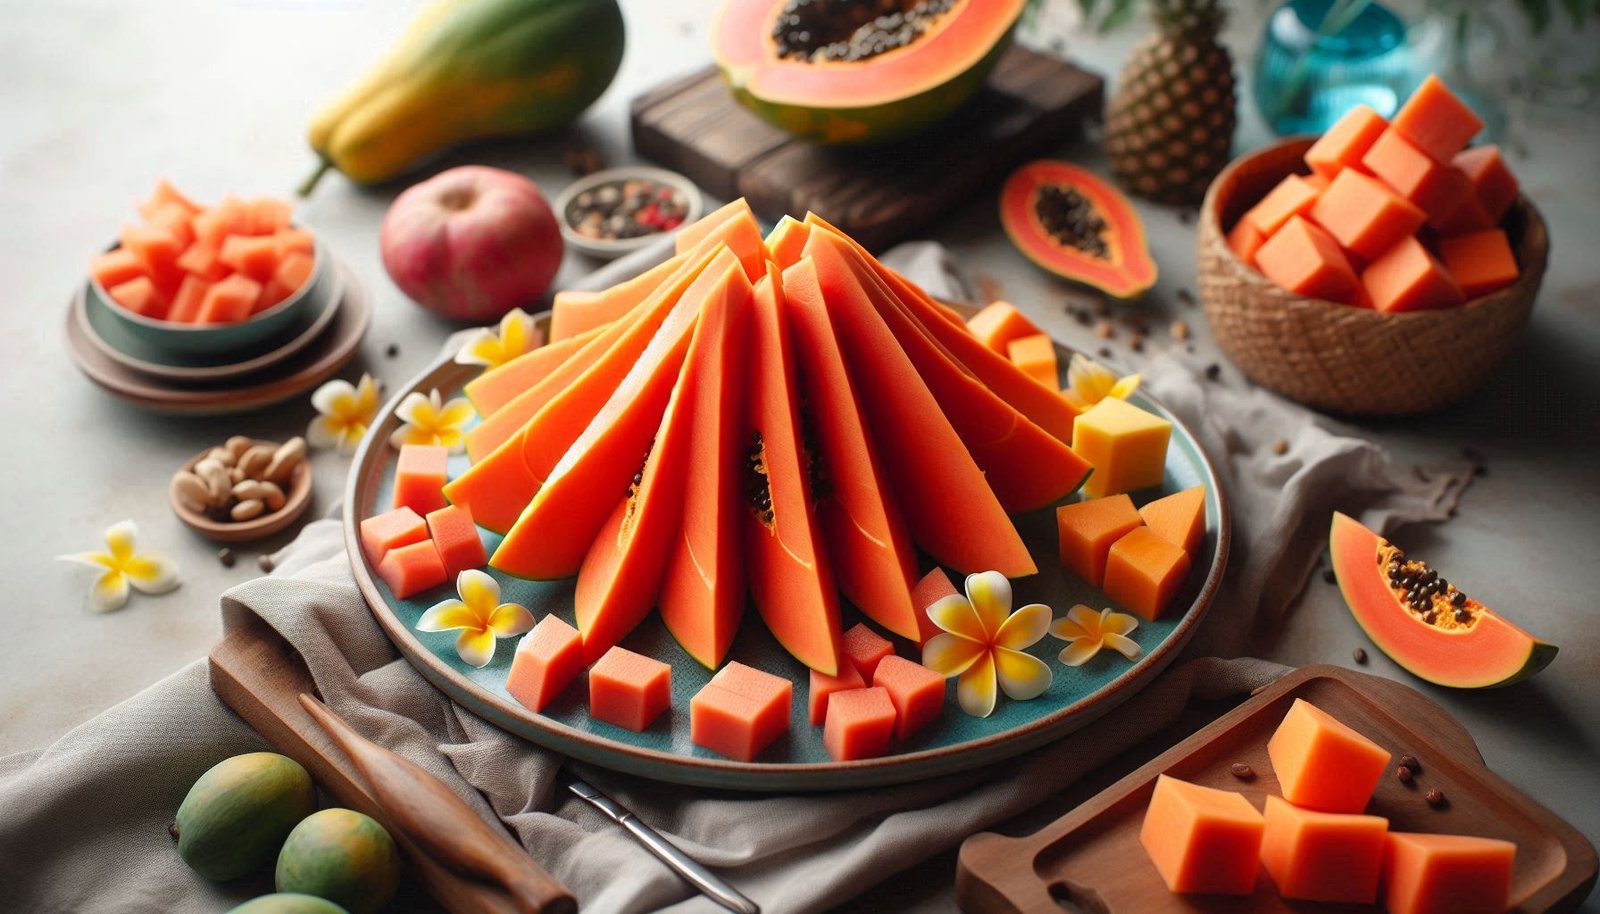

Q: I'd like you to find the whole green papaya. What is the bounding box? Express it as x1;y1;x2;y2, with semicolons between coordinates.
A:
173;752;316;881
275;808;401;914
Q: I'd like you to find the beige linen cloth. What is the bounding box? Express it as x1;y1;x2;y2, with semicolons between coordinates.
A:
0;244;1473;913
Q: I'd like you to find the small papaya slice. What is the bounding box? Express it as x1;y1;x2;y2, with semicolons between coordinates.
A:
999;160;1158;299
764;215;811;269
463;322;607;418
549;255;686;345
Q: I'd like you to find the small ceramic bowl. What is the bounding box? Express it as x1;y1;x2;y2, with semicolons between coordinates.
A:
170;440;313;543
553;166;703;260
91;235;334;361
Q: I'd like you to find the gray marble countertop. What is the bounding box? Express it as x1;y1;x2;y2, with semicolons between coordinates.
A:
2;1;1595;910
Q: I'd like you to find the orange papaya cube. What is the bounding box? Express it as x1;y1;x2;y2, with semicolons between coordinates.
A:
1227;219;1267;268
872;655;945;740
375;538;447;599
506;615;585;713
1452;145;1518;224
1139;774;1265;895
272;251;314;296
137;178;201;220
1432;184;1496;235
1439;229;1519;299
1363;129;1474;226
1267;698;1390;812
246;196;294;234
1304;104;1389;178
1006;333;1059;389
219;234;281;282
190;201;245;250
1308;169;1427;261
1103;526;1192;621
358;506;429;566
392;444;450;516
841;623;895;681
909;567;958;643
118;224;184;289
424;504;487;577
691;662;791;761
822;686;897;761
1139;485;1206;556
107;276;169;320
274;227;316;258
258;278;296;312
167;274;214;324
145;202;197;249
1391;74;1483;163
1362;236;1464;313
1072;396;1172;498
90;248;147;291
1253;216;1362;304
1383;832;1515;914
965;301;1043;354
1242;174;1324;237
175;241;229;281
1055;494;1143;585
1259;795;1389;903
588;645;671;732
195;273;262;324
807;656;866;725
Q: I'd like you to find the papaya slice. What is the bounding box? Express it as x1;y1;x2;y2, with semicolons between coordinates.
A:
573;263;752;661
1000;160;1158;299
493;255;751;580
806;227;1092;512
464;322;606;417
548;254;688;345
675;198;755;253
783;257;926;643
765;215;811;269
744;268;843;675
785;249;1033;577
1330;512;1556;688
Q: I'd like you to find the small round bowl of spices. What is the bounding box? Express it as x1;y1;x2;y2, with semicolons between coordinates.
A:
553;167;702;260
170;435;312;542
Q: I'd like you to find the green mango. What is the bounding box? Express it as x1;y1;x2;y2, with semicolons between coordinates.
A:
174;752;316;882
275;808;401;914
226;893;350;914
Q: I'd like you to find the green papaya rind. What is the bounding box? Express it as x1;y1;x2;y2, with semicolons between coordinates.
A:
275;809;402;914
174;752;317;882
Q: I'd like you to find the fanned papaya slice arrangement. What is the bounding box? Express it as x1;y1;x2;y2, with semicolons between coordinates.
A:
452;201;1101;674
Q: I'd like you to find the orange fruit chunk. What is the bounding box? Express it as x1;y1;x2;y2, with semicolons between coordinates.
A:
506;615;585;713
1055;494;1143;586
375;539;446;600
1267;697;1390;813
1254;216;1361;304
1139;774;1264;896
587;646;671;732
1304;104;1388;178
1103;526;1191;621
1439;229;1519;298
822;686;897;761
1309;169;1426;261
1260;795;1389;904
1390;74;1484;163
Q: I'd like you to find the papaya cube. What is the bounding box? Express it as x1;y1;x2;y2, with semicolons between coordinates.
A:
137;178;200;220
1226;219;1267;268
273;251;315;297
1055;494;1143;585
424;504;487;576
1138;485;1206;556
1006;333;1059;389
507;615;584;713
1309;169;1427;260
1383;832;1516;914
807;657;865;726
219;234;281;282
1242;174;1324;237
1304;103;1389;178
588;645;671;732
1259;794;1389;903
909;567;958;644
965;301;1042;354
191;202;245;250
1432;184;1497;236
1103;526;1192;621
1072;397;1172;499
359;506;429;566
841;622;894;681
393;444;450;516
1439;229;1518;299
90;248;147;291
872;655;945;740
1253;215;1362;304
1391;74;1483;163
822;687;897;761
107;276;169;320
1362;236;1464;313
1267;698;1390;812
145;202;197;249
167;275;213;323
1139;774;1264;895
246;196;295;234
375;538;446;599
176;241;229;281
691;662;791;761
196;273;262;324
119;224;184;289
258;278;296;313
1363;129;1474;227
1452;145;1519;224
274;227;316;258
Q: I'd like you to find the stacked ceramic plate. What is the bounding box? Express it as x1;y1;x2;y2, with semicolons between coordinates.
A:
64;246;371;415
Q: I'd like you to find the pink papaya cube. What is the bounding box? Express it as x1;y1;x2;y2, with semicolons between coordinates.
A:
424;504;487;576
393;444;449;516
690;662;791;761
841;623;894;681
807;658;866;726
359;506;428;566
588;646;671;732
822;687;897;761
507;615;584;713
872;655;945;740
375;538;446;599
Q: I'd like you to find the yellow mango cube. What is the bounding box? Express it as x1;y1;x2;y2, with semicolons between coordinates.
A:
1072;397;1171;497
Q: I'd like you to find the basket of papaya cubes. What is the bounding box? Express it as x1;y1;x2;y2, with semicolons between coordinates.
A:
1197;75;1547;416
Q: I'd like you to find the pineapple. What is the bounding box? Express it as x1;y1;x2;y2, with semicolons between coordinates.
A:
1104;0;1237;206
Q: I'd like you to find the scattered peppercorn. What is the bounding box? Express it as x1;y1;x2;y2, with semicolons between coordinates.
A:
1092;298;1111;317
385;343;400;359
1353;647;1368;664
1170;319;1190;341
1272;439;1289;456
1176;288;1195;307
258;554;275;573
1322;569;1337;585
1400;754;1421;774
1205;363;1221;381
1094;319;1114;340
1396;765;1414;785
1129;333;1146;353
1098;347;1113;359
217;548;236;568
1425;787;1446;808
1178;209;1195;226
1230;762;1255;780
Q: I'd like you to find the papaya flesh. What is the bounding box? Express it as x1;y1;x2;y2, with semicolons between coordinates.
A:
1330;512;1556;688
1000;160;1158;299
174;752;315;883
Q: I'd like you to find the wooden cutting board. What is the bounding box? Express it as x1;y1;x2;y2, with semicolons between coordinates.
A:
955;665;1598;913
631;46;1104;251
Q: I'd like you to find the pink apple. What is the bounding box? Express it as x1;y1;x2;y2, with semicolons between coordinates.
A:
380;165;563;322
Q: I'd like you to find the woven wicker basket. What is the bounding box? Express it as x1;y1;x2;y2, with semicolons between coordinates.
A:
1197;137;1548;416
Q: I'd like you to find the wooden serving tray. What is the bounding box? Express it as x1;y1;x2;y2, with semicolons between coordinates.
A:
631;46;1103;251
956;665;1598;913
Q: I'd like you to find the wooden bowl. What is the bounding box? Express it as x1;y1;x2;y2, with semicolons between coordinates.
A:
1197;137;1549;416
170;440;313;543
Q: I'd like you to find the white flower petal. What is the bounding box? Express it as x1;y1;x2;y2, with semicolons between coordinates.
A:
336;424;366;456
456;569;500;612
956;652;998;718
104;520;138;562
1101;610;1139;637
1103;632;1142;660
487;603;536;638
964;571;1013;640
921;632;986;677
926;594;986;641
1057;640;1101;667
58;551;114;571
995;602;1052;651
456;628;497;668
393;391;432;426
306;414;346;450
123;553;179;594
417;599;475;632
454;329;497;366
310;378;356;416
89;570;130;613
995;648;1052;701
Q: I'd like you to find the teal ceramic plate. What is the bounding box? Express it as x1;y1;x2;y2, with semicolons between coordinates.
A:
345;331;1230;791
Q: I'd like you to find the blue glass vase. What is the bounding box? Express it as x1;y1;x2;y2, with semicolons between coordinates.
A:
1253;0;1421;136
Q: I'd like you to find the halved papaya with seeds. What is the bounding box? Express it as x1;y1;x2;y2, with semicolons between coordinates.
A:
493;255;751;580
1000;160;1157;299
783;256;926;643
744;269;843;675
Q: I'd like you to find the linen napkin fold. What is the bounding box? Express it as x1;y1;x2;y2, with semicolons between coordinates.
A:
0;241;1473;914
